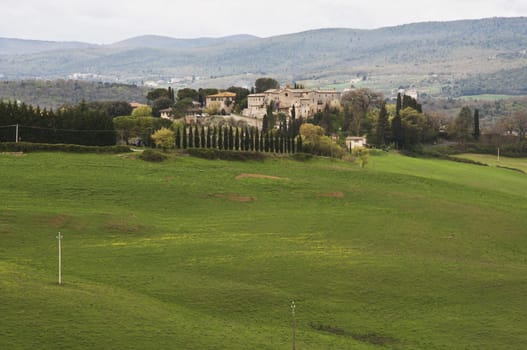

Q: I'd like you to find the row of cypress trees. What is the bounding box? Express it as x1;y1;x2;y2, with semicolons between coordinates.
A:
175;125;302;154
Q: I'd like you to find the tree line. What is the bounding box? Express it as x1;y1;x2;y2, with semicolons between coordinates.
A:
154;123;302;154
0;100;115;146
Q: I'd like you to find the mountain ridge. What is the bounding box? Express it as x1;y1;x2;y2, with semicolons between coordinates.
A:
1;17;527;97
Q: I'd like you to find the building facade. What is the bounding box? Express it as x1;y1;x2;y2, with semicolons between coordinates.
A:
205;92;236;114
243;88;341;120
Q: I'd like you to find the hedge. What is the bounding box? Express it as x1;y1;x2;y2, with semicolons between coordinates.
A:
0;142;131;154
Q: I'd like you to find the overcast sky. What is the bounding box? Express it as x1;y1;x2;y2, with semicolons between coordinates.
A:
2;0;527;44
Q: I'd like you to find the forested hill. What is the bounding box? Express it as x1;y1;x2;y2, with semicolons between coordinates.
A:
0;80;148;109
1;17;527;97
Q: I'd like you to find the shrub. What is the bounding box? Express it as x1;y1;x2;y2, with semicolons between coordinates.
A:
352;146;369;168
187;148;266;161
291;152;314;161
139;149;168;162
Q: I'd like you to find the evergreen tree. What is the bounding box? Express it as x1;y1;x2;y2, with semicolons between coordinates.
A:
291;104;296;120
188;126;194;148
375;102;390;146
206;127;211;148
254;128;260;152
218;126;223;149
240;128;246;151
182;126;188;149
473;109;481;140
223;127;229;150
194;126;200;148
259;130;264;152
235;128;240;151
396;93;402;117
391;114;402;149
296;135;303;153
250;128;255;151
262;114;269;134
228;126;234;150
212;127;217;149
175;128;181;149
201;126;206;148
264;133;270;152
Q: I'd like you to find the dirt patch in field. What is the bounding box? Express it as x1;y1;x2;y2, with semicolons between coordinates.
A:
1;152;25;157
104;220;143;233
318;192;345;198
32;215;66;228
235;173;289;181
164;176;174;182
213;193;257;202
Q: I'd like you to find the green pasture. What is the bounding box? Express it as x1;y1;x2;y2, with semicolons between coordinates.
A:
454;153;527;173
0;151;526;349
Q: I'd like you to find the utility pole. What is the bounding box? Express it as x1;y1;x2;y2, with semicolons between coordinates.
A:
15;124;19;143
291;301;296;350
56;232;63;285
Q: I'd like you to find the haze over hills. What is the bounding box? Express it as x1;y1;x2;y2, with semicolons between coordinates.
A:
1;17;527;97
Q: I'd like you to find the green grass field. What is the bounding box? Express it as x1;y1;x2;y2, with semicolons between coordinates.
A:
1;151;526;349
454;153;527;173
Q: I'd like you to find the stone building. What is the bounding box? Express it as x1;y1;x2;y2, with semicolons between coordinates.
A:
244;88;341;120
205;92;236;114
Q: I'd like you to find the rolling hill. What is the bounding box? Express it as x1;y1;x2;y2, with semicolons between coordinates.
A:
1;17;527;96
0;151;526;349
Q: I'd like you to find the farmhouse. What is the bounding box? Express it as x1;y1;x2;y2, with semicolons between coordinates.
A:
243;88;341;119
205;92;236;114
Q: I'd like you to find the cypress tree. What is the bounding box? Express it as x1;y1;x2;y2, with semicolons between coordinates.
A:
235;128;240;150
262;114;269;134
296;135;303;153
201;127;206;148
206;127;211;148
175;128;181;149
375;102;390;147
396;93;402;117
194;126;200;148
249;128;254;151
229;126;234;150
240;128;246;151
255;128;260;152
224;127;229;150
218;126;223;149
188;126;194;148
264;133;270;152
212;127;217;149
259;130;264;152
473;109;481;140
182;126;188;149
391;114;402;149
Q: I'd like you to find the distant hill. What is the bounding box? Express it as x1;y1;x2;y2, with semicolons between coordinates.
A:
1;17;527;97
0;80;148;109
110;34;259;50
0;38;96;56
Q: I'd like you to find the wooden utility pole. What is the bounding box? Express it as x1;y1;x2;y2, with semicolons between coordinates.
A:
291;301;296;350
56;232;63;285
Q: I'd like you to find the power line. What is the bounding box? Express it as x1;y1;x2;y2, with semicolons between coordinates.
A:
0;124;117;133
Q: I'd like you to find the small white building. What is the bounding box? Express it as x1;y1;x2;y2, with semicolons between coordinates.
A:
346;136;367;151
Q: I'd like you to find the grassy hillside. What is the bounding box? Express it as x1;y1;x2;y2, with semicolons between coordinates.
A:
0;152;526;349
